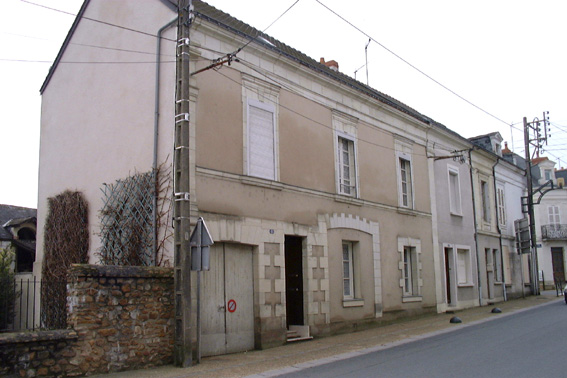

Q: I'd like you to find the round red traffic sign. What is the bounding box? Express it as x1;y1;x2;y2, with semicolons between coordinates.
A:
227;299;237;313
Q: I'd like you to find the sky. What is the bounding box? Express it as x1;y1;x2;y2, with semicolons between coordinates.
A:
1;0;566;209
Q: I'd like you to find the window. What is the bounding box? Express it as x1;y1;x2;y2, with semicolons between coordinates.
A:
247;99;276;180
493;249;502;282
456;248;472;285
481;180;490;223
338;136;356;196
399;157;413;208
398;237;422;301
448;168;462;215
403;246;418;296
544;169;552;181
497;185;506;226
548;205;561;226
342;242;354;299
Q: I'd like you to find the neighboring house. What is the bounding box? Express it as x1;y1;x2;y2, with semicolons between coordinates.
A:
428;124;479;312
469;132;530;303
0;204;36;274
531;157;567;289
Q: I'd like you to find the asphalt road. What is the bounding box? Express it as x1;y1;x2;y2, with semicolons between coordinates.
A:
277;301;567;378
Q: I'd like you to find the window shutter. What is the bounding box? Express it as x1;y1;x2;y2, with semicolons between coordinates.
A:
248;103;275;180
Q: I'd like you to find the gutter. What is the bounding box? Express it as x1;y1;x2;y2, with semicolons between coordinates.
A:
152;17;178;262
469;148;483;306
492;157;508;301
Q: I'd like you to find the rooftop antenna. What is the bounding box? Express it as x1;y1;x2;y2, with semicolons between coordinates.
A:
365;38;371;86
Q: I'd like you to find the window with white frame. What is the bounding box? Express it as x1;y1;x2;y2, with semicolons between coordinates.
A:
398;237;421;300
544;169;552;181
448;167;462;215
342;241;355;299
337;136;356;196
548;205;561;226
403;246;418;296
247;99;276;180
497;185;506;226
398;156;413;208
457;248;472;285
481;180;491;223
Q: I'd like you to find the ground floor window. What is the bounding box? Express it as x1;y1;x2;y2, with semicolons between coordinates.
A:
398;237;422;301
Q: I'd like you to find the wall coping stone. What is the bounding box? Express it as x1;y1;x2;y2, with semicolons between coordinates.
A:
69;264;173;279
0;329;78;346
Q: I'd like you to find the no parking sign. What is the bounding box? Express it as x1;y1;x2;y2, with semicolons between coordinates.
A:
227;299;237;313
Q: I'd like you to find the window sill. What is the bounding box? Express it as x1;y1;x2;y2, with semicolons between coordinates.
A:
397;207;417;216
342;299;364;307
402;296;422;303
240;176;283;191
457;283;474;288
450;211;463;217
334;194;363;206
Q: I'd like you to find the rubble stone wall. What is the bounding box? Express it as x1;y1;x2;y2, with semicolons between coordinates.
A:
0;264;174;377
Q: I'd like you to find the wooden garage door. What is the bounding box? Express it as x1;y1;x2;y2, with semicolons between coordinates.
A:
201;243;254;356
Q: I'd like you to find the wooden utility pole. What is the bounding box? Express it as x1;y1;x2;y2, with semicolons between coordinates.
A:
173;0;193;367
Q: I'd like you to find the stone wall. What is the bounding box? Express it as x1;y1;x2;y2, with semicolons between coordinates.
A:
0;264;174;377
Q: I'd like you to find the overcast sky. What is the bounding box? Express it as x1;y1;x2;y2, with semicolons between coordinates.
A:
1;0;566;208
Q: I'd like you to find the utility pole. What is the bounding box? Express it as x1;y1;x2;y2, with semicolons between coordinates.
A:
523;112;550;296
173;0;193;367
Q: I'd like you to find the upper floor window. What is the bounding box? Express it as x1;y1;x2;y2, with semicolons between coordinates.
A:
544;169;553;181
448;167;462;215
333;111;359;198
247;99;276;180
398;157;413;208
337;136;356;196
242;74;280;181
497;185;506;226
548;205;561;226
481;180;491;223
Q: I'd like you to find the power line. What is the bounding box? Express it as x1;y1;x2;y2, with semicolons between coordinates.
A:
20;0;177;42
314;0;513;128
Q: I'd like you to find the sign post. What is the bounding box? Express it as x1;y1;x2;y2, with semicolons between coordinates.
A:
190;217;214;363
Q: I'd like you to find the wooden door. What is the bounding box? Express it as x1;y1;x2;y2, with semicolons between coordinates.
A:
551;247;565;282
285;236;304;327
201;243;254;356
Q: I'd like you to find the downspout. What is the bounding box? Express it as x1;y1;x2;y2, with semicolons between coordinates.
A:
153;18;178;262
469;148;483;306
492;157;508;301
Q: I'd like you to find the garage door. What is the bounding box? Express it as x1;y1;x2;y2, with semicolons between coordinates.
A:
201;243;254;356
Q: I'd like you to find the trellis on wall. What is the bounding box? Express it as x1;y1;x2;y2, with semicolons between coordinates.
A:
98;164;172;267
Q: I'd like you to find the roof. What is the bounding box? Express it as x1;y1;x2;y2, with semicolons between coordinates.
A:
40;0;440;128
191;1;435;125
0;205;36;241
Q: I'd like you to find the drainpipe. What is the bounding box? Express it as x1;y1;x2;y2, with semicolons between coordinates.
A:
153;18;178;262
469;148;483;306
492;157;508;301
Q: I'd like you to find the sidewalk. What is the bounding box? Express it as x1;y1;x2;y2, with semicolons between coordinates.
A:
93;292;562;378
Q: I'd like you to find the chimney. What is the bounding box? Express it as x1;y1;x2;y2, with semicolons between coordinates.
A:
320;57;339;72
502;142;512;154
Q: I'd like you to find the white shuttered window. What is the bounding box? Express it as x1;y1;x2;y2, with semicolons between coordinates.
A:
248;100;276;180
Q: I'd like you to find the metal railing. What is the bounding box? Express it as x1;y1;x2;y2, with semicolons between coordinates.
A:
541;224;567;240
0;275;67;332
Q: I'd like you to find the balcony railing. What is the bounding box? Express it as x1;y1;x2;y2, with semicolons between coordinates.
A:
541;224;567;240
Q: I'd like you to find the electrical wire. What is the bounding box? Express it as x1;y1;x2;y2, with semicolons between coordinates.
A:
19;0;177;42
314;0;513;128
